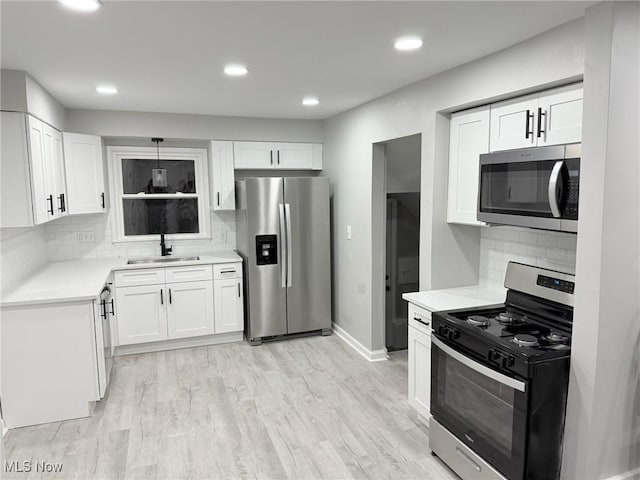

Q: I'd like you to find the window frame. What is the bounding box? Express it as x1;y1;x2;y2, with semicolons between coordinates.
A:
107;146;211;243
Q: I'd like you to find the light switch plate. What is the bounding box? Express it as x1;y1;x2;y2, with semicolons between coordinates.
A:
347;225;352;240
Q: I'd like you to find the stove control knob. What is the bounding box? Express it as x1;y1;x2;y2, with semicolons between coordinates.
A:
500;355;515;368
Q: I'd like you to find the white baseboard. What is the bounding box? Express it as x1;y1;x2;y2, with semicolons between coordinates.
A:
114;331;243;356
605;467;640;480
332;323;388;362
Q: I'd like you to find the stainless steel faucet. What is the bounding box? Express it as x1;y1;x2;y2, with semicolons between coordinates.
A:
160;233;172;256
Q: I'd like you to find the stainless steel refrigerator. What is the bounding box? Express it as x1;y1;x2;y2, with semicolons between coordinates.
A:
236;177;332;345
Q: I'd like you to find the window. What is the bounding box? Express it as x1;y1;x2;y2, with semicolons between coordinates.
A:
108;146;210;242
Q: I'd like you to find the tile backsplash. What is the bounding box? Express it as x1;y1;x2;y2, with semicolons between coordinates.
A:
479;226;577;288
45;211;236;262
0;226;49;294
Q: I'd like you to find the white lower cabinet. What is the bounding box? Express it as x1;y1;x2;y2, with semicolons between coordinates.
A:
115;285;167;345
214;277;244;333
115;263;243;347
167;280;215;338
407;303;432;421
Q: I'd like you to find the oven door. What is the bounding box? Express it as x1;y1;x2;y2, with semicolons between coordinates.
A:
431;336;529;480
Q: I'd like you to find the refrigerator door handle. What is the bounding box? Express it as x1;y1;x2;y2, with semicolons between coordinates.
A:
285;203;293;287
279;203;287;288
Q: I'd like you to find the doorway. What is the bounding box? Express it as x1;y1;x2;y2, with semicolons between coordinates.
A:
378;134;421;352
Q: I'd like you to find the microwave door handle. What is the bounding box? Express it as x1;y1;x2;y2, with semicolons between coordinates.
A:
548;160;564;218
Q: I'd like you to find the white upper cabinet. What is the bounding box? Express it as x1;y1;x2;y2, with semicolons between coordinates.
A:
43;123;67;220
62;133;107;214
489;83;583;152
536;83;584;147
0;112;67;227
209;140;236;211
489;94;539;151
233;141;322;170
447;105;490;226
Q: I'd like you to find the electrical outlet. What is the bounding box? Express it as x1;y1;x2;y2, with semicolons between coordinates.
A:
77;231;95;243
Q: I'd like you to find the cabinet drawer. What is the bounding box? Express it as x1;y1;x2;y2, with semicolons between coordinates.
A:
115;268;165;287
165;265;213;283
213;263;242;280
408;303;432;336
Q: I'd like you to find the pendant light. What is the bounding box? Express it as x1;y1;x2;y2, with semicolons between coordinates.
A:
151;137;167;188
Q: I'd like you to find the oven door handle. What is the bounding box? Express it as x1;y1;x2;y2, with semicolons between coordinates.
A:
431;336;526;392
548;160;564;218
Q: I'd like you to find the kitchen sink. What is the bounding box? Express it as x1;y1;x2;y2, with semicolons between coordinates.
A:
127;256;200;265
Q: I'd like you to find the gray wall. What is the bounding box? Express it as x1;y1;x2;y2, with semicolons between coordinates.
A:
562;3;640;479
385;134;421;194
1;69;66;130
65;109;323;143
321;18;585;352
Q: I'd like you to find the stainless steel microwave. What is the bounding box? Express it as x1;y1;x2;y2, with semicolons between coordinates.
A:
478;144;580;233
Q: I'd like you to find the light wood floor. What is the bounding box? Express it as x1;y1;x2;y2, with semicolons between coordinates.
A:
3;335;456;480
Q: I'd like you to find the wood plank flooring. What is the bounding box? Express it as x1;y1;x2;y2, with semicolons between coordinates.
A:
2;335;456;479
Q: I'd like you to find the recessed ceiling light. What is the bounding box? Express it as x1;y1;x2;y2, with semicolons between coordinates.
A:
96;85;118;95
59;0;102;12
394;36;423;51
302;97;319;106
224;64;248;76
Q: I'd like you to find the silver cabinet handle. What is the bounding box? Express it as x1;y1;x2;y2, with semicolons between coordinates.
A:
456;447;481;472
548;160;564;218
278;203;287;288
285;203;292;288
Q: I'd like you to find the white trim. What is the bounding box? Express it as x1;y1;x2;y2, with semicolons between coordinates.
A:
604;467;640;480
2;419;7;437
106;146;211;243
113;331;242;356
332;322;388;362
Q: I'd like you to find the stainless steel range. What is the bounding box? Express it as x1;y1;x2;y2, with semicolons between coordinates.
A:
430;262;575;480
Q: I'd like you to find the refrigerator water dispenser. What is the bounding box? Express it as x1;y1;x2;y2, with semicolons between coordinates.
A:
256;235;278;265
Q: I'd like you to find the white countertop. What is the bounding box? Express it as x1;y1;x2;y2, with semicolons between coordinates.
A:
1;252;242;308
402;285;506;312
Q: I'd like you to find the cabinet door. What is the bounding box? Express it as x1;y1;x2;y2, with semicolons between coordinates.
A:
273;143;313;169
408;324;431;419
213;278;244;334
233;141;275;169
210;141;236;210
489;94;539;152
536;84;583;147
44;124;67;219
447;106;489;226
115;285;167;345
27;115;51;224
62;133;106;214
166;281;215;339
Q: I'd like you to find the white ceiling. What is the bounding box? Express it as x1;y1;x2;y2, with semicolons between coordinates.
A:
1;1;592;120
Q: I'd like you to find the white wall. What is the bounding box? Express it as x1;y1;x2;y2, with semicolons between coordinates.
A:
0;227;49;295
44;210;235;262
385;134;421;193
479;227;577;288
65;109;324;143
322;18;585;351
562;3;640;479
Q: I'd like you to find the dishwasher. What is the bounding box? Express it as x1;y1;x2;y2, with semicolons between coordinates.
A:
94;284;114;398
